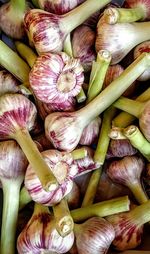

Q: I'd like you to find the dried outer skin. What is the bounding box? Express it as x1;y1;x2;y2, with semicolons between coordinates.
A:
0;93;37;139
0;70;19;96
139;100;150;142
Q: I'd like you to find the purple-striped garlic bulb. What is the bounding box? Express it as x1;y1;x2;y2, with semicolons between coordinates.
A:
107;156;148;204
106;201;150;251
106;139;137;159
96;14;150;64
24;0;111;54
38;0;85;14
0;140;28;254
134;41;150;81
0;70;20;95
17;203;74;254
36;96;76;120
0;0;28;39
0;93;58;192
72;25;96;72
29;52;84;104
25;147;99;205
79;117;101;146
74;217;115;254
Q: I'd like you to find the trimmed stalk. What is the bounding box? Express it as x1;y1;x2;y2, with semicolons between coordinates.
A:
15;41;37;68
109;126;126;140
52;198;74;237
113;87;150;127
19;186;32;210
1;179;22;254
0;40;30;83
104;7;146;24
87;50;111;103
124;125;150;161
45;53;150;151
71;196;130;222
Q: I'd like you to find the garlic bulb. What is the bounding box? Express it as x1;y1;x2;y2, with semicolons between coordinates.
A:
29;52;84;104
17;203;74;254
0;70;20;95
74;217;115;254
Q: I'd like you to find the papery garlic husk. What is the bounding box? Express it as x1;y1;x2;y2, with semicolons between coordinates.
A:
24;0;111;54
139;100;150;142
0;70;20;96
38;0;85;15
106;201;150;251
0;140;28;254
29;52;84;104
72;25;96;72
96;14;150;64
17;203;74;254
104;64;136;97
134;41;150;81
74;217;115;254
79;117;101;145
66;182;81;209
0;0;28;39
107;155;148;204
25;147;99;205
106;139;137;159
36;96;76;121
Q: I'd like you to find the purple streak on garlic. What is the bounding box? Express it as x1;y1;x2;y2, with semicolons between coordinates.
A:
79;117;101;146
17;204;74;254
38;0;85;15
106;139;137;159
0;93;36;139
29;52;84;104
0;0;28;39
72;25;96;72
74;217;115;254
36;96;76;120
0;70;20;96
134;41;150;81
106;209;144;251
107;156;144;186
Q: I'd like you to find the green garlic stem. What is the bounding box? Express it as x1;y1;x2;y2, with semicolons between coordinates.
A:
31;0;40;8
62;0;111;34
76;88;86;103
63;33;73;57
113;96;145;118
0;40;30;84
15;41;37;68
104;7;146;24
87;50;111;103
71;147;87;160
124;125;150;162
14;128;58;192
130;200;150;226
1;177;23;254
34;202;50;215
94;107;116;163
11;0;26;12
19;186;32;210
128;182;148;204
113;87;150;127
71;196;130;222
52;199;74;237
81;166;102;207
77;53;150;124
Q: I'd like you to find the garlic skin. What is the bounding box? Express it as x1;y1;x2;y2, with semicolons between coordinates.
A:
45;112;83;152
38;0;85;15
0;93;37;139
17;206;74;254
106;210;144;251
107;139;137;159
95;14;150;64
79;117;101;146
0;1;27;39
66;182;81;209
74;217;115;254
72;25;96;72
139;100;150;142
29;52;84;104
0;70;19;96
107;156;145;186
